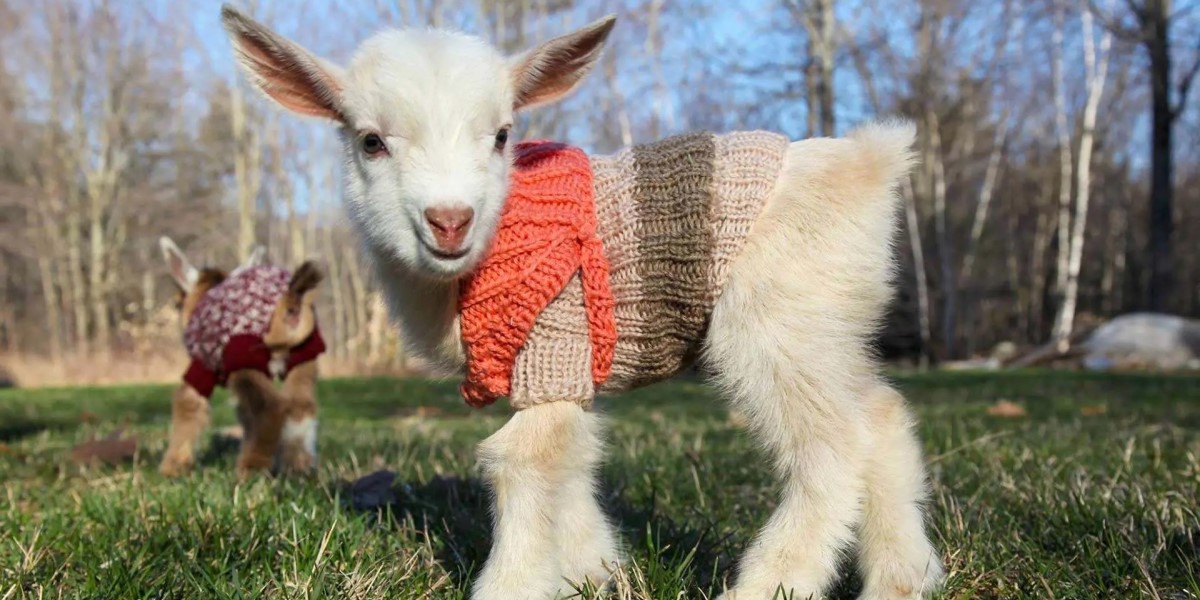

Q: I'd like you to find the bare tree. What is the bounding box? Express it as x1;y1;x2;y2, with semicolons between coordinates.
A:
1052;4;1114;346
1090;0;1200;310
788;0;837;136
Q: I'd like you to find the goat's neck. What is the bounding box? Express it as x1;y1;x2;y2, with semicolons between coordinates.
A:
373;257;464;373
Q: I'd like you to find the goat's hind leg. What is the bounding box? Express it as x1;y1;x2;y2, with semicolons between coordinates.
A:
228;370;287;480
275;361;319;475
708;336;871;599
857;386;943;600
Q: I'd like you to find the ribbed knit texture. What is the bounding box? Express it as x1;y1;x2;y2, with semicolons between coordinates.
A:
594;130;790;393
458;141;617;408
460;131;790;409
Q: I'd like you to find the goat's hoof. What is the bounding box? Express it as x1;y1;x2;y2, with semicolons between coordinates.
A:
859;556;945;600
158;454;193;478
235;455;273;482
274;449;317;477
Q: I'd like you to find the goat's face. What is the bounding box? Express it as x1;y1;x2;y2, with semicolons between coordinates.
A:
221;4;615;280
337;32;514;278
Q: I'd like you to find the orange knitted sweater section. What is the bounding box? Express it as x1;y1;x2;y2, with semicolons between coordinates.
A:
458;141;617;407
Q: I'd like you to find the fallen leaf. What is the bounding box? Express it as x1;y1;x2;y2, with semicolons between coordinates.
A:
414;406;445;418
344;469;397;511
1080;405;1108;416
986;400;1027;418
70;429;138;464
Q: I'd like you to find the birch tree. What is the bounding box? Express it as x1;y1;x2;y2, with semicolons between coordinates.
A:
1052;3;1114;346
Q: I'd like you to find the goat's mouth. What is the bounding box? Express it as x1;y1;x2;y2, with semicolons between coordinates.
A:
424;243;472;261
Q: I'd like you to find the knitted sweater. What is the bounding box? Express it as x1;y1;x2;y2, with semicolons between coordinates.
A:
461;131;790;409
459;141;616;407
182;265;326;397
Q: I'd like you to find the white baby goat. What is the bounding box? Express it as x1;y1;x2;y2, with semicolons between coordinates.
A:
220;5;944;599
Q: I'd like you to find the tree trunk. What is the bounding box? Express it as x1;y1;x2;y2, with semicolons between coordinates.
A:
1030;200;1054;341
1145;0;1172;311
323;224;346;359
960;117;1009;283
1053;9;1112;346
801;0;836;137
925;110;954;358
344;243;368;358
1051;6;1073;302
901;178;932;366
1101;202;1127;313
37;244;64;359
66;209;89;352
1007;210;1027;336
231;81;262;262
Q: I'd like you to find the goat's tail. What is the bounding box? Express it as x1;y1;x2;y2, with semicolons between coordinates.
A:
846;119;918;197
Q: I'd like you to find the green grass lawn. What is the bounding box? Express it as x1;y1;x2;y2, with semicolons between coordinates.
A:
1;372;1198;599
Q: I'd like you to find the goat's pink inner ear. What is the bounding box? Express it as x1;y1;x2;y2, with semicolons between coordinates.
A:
511;15;616;111
222;6;345;122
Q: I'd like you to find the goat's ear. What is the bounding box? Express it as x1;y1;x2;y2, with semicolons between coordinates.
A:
220;4;346;122
510;14;616;112
160;236;199;292
288;260;325;297
243;245;267;269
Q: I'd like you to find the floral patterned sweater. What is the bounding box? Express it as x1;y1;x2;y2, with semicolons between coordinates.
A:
182;265;325;397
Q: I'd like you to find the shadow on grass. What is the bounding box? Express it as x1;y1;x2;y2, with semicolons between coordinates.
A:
333;472;492;588
195;430;244;467
0;418;68;442
333;472;751;595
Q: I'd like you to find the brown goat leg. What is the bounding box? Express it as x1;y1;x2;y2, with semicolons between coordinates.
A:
229;370;287;480
275;361;319;475
159;383;210;477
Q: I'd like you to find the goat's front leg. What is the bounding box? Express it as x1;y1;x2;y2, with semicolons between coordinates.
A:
474;401;597;600
275;361;319;475
159;383;211;477
228;370;287;480
553;409;622;590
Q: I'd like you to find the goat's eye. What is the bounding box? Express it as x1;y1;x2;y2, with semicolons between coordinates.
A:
362;133;387;157
494;127;509;151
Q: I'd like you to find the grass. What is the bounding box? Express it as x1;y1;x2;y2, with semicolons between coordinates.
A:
1;371;1198;599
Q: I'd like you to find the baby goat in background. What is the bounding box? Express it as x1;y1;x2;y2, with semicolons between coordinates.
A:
158;237;326;480
220;4;944;599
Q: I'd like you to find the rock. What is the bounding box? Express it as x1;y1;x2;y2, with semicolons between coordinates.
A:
1080;313;1200;372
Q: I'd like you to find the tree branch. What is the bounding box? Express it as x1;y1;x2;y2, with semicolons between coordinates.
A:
1172;46;1200;120
1086;0;1144;43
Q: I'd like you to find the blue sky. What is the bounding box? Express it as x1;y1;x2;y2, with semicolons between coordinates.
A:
171;0;1196;214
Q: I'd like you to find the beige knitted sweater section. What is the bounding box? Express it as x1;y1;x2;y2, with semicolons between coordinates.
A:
507;131;791;409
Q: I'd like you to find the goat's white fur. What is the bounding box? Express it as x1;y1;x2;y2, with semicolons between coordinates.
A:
220;5;943;598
